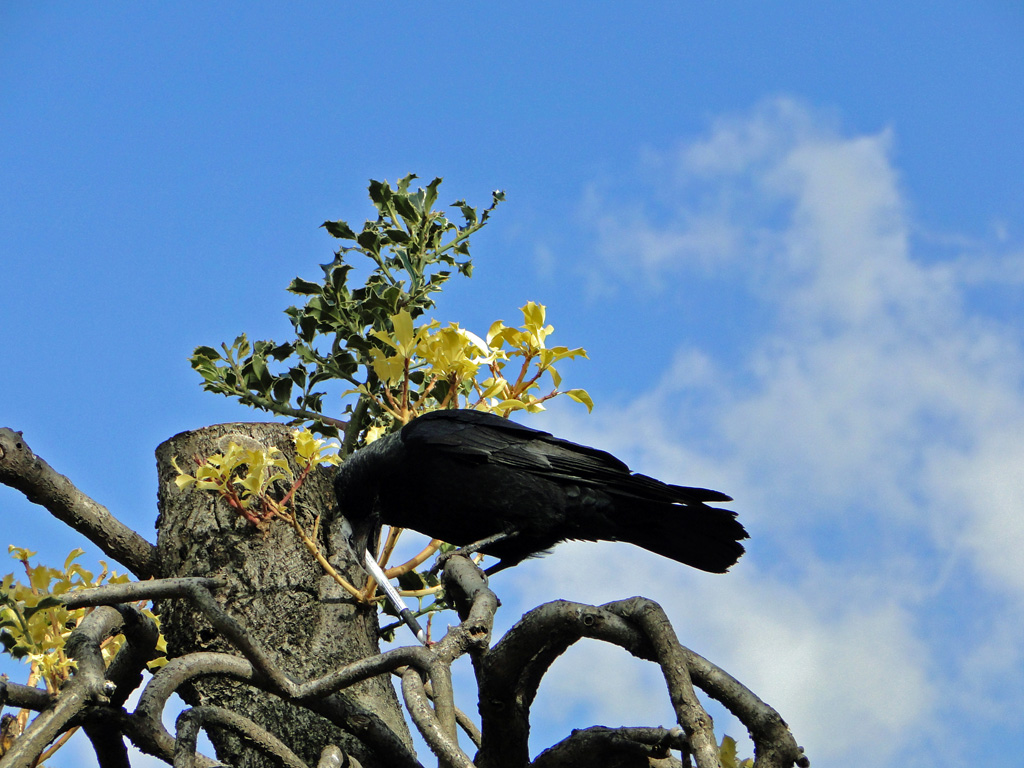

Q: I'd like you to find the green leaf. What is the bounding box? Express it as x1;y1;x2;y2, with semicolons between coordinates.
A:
423;177;441;212
456;201;478;227
272;377;293;404
392;195;419;224
248;355;272;390
288;367;308;389
288;277;323;295
269;342;294;361
329;263;353;293
297;315;318;343
368;179;386;205
190;176;517;450
356;229;381;255
234;334;251;358
321;220;357;240
384;228;412;244
1;629;18;652
191;345;221;361
396;570;430;591
396;173;419;194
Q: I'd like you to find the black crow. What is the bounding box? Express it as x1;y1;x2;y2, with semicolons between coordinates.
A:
334;409;747;574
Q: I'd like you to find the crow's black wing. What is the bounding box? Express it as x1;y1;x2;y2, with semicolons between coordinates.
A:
400;409;731;505
388;409;747;573
399;408;562;462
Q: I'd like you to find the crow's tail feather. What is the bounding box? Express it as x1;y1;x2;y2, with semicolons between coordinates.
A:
621;502;748;574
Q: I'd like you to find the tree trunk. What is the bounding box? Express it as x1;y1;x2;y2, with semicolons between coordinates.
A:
153;423;411;767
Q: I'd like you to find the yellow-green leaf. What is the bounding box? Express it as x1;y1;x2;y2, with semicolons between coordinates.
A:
391;310;415;352
8;547;37;561
61;549;84;573
565;389;594;412
719;736;739;768
521;301;545;330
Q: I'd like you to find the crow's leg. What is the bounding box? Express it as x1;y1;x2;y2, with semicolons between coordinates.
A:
428;530;520;575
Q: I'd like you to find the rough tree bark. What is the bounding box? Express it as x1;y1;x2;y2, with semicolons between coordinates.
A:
153;423;411;767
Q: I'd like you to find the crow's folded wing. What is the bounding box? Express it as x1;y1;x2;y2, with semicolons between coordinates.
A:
399;409;731;505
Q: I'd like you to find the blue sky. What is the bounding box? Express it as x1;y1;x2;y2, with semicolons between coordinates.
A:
3;4;1023;767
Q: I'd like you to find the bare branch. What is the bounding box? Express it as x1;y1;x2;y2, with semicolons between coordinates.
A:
8;560;803;768
453;706;482;751
400;668;473;768
472;596;806;768
437;555;500;659
133;652;422;768
413;678;483;750
81;719;132;768
101;604;161;708
599;599;806;768
174;706;308;768
675;649;809;768
0;679;53;713
60;577;228;609
605;599;720;768
295;645;443;701
532;726;687;768
475;600;613;768
317;744;351;768
115;701;220;768
0;428;157;578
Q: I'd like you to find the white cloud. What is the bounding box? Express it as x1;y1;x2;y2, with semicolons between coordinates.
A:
583;97;1024;589
693;569;935;765
926;427;1024;593
547;97;1024;767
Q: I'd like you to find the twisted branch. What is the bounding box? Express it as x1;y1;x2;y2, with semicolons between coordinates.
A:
532;726;687;768
174;706;308;768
